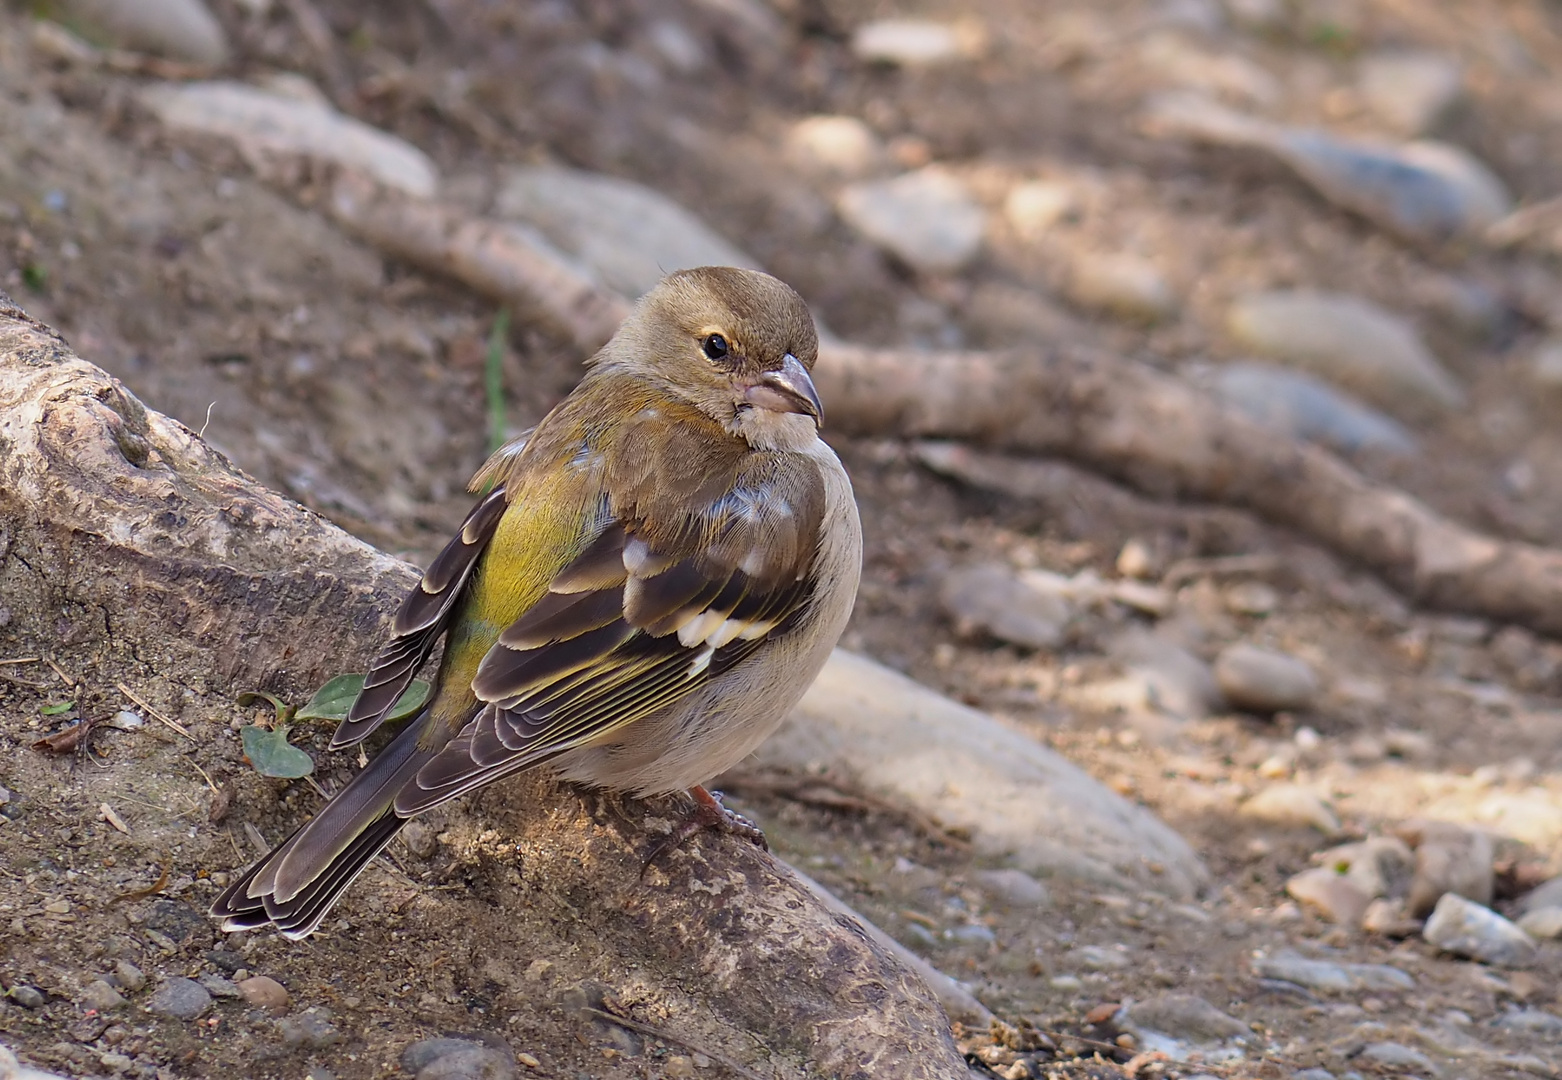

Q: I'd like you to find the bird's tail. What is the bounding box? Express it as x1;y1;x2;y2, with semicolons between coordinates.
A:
211;715;438;939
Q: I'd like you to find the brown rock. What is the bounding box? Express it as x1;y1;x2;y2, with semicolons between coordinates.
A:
1396;820;1494;918
237;975;290;1013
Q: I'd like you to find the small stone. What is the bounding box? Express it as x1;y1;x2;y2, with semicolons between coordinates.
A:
1360;1042;1439;1075
45;0;229;65
112;961;145;992
198;974;240;999
1116;540;1156;581
98;1051;134;1073
837;168;987;274
205;949;245;975
973;869;1050;910
1286;868;1372;926
401;819;437;860
947;923;997;946
1226;291;1463;422
1214;643;1319;714
277;1008;341;1049
1530;338;1562;391
1064;253;1177;324
1105;628;1222;720
516;1053;540;1069
416;1048;515;1080
1423;893;1537;967
1049;975;1083;990
1398;820;1493;917
1224;581;1279;616
139;82;437;198
1206;363;1417;457
1072;945;1130;971
1315;836;1415;900
1361;897;1421;937
663;1056;696;1079
1518;875;1562;914
850;18;984;66
1516;906;1562;941
1004;180;1076;238
1251;950;1413;993
495;167;759;300
79;980;126;1012
1357;51;1463;135
403;1038;507;1075
8;985;45;1008
1495;1009;1562;1034
940;564;1071;649
1123;993;1247;1043
785;116;884;180
237;975;289;1012
1241;784;1340;835
146;977;211;1019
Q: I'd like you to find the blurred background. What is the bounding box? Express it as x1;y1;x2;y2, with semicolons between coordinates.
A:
4;0;1562;1077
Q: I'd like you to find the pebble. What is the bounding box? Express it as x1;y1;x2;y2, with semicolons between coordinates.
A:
1143;91;1510;244
1495;1009;1562;1034
112;961;145;992
7;985;44;1009
837;168;987;274
78;980;126;1013
1399;820;1493;917
1516;906;1562;940
1123;993;1247;1043
146;978;211;1019
1072;945;1130;971
1285;867;1372;926
1359;1042;1439;1075
1251;950;1413;993
403;1037;515;1080
198;974;240;999
1004;180;1076;238
1106;628;1222;721
1315;836;1415;900
237;975;289;1012
850;19;983;66
98;1051;133;1073
785;116;885;180
1361;897;1421;937
45;0;228;65
940;564;1070;649
1214;643;1319;714
973;868;1051;910
401;819;437;860
1357;51;1463;135
1224;580;1279;616
1423;893;1537;967
1226;291;1463;422
1530;337;1562;391
1063;253;1178;324
495;167;760;300
948;923;997;946
277;1008;342;1049
1519;875;1562;914
1241;784;1340;835
1206;363;1417;456
138;82;438;199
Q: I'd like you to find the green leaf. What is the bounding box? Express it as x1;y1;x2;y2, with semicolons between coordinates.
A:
40;700;75;716
235;690;295;724
240;724;315;779
295;674;430;724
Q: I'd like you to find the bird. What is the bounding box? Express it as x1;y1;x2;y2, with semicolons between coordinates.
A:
211;266;862;939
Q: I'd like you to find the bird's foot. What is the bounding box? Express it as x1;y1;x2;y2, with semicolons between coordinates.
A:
641;786;767;876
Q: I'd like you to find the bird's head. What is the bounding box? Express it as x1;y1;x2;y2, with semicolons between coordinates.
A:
602;266;823;450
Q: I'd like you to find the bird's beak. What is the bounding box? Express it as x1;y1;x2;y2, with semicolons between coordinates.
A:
746;353;823;425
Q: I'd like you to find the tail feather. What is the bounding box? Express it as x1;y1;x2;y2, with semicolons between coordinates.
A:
211;713;439;939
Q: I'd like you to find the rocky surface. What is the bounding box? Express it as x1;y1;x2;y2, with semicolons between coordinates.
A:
1;1;1561;1078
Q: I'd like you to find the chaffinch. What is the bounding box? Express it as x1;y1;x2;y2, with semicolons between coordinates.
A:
212;266;863;938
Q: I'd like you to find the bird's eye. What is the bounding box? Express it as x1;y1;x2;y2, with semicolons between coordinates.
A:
702;333;729;361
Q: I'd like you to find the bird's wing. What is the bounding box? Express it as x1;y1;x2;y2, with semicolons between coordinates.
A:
395;422;828;814
332;475;517;749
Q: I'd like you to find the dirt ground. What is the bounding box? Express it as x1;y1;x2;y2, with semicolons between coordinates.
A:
3;0;1562;1077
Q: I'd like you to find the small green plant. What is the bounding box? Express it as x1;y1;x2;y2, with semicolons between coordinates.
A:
21;263;47;292
40;700;74;716
234;676;429;779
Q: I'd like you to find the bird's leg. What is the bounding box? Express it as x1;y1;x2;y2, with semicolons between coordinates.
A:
641;786;768;875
